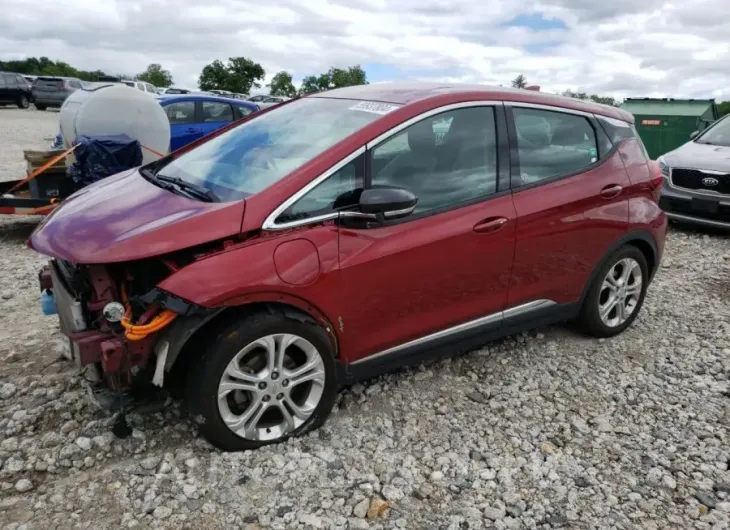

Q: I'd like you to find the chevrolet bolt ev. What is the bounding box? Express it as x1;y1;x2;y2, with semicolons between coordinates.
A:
29;83;667;451
658;113;730;229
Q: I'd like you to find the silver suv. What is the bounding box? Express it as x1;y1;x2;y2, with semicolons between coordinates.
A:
31;76;84;110
658;114;730;229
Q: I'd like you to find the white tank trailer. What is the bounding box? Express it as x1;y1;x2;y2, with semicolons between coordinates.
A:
59;83;170;165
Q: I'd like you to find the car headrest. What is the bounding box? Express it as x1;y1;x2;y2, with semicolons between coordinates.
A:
408;120;436;153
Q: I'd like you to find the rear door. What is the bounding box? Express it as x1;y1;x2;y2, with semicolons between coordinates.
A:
506;103;630;309
162;99;202;151
199;100;235;136
0;74;9;103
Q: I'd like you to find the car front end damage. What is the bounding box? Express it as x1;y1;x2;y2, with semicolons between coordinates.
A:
38;256;221;409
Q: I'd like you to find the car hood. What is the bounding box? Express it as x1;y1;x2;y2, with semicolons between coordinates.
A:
29;169;245;264
663;141;730;173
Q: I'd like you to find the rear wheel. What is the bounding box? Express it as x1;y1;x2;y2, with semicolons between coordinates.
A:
34;104;47;111
577;245;649;338
17;95;29;109
185;312;337;451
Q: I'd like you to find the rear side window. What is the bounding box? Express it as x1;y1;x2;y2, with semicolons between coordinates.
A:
68;80;81;89
512;107;598;185
598;116;649;160
3;74;17;85
202;101;233;122
164;101;195;124
235;105;254;118
15;75;26;85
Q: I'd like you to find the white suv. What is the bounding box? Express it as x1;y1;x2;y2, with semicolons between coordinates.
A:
122;80;158;95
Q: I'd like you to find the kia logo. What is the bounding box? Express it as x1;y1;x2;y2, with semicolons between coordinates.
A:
702;177;719;187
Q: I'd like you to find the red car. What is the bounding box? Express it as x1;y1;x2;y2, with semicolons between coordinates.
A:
29;83;667;451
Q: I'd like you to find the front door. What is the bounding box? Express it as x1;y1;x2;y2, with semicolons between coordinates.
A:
164;99;202;151
336;104;517;362
506;105;630;308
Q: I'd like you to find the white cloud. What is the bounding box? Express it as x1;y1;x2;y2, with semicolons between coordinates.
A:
0;0;728;100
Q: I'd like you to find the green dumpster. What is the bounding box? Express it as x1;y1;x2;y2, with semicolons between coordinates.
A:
620;98;719;159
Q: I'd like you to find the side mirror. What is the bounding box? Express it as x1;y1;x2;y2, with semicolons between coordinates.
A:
349;185;417;221
690;130;699;139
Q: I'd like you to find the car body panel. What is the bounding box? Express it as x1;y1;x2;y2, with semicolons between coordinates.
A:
31;77;82;107
29;169;245;264
507;149;631;307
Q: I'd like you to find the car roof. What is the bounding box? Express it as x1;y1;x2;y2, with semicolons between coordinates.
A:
311;82;633;123
157;94;259;107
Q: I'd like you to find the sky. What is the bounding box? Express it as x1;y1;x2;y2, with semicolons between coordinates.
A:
1;0;729;100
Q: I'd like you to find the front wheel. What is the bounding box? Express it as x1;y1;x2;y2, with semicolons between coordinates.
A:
17;95;29;109
185;312;337;451
577;245;649;338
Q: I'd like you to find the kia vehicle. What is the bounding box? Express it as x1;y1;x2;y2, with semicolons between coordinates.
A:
158;94;260;151
658;113;730;229
31;76;84;110
29;83;666;451
0;71;33;108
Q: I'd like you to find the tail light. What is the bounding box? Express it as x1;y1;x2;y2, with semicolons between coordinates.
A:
648;160;663;189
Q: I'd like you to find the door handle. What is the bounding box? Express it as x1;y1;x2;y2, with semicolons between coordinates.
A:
186;128;198;133
600;184;623;199
473;217;508;233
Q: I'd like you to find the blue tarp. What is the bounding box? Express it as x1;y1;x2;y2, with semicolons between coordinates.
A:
67;135;142;189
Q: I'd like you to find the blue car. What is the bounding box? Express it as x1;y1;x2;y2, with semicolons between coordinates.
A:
158;94;260;151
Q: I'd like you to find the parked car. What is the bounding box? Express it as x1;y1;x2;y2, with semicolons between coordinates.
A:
29;83;666;451
158;94;259;151
255;95;291;108
31;76;84;110
122;80;158;95
658;113;730;229
0;71;33;108
23;75;37;85
158;87;192;95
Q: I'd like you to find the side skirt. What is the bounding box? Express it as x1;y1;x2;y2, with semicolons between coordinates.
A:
336;301;580;386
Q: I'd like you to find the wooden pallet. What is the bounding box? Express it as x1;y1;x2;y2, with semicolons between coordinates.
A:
23;149;69;175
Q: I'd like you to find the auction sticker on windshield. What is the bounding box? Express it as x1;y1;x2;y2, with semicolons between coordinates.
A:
349;101;400;115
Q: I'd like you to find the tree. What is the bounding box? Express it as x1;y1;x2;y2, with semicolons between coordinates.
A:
136;63;173;88
198;57;265;94
298;65;368;95
561;89;619;107
717;101;730;117
268;71;297;97
511;74;528;89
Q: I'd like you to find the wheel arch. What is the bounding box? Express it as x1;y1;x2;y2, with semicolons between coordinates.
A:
162;295;340;383
578;230;659;308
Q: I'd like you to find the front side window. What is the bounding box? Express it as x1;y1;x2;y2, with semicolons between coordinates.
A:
695;116;730;147
3;74;16;85
156;97;396;202
275;154;364;224
164;101;195;124
371;106;498;215
202;101;233;122
513;107;598;185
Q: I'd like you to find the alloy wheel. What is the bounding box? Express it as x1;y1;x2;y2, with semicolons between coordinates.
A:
216;333;326;441
598;257;643;328
19;95;29;109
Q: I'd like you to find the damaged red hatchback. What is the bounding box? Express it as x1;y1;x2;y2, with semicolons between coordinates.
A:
30;83;667;451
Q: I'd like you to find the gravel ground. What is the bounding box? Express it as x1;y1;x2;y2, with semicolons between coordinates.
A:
0;214;728;529
0;107;59;183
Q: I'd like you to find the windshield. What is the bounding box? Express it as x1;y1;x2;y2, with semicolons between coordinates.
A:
156;97;397;201
696;116;730;147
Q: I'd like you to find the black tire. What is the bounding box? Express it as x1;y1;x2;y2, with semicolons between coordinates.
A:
577;245;649;338
17;95;29;109
34;104;47;111
185;311;337;451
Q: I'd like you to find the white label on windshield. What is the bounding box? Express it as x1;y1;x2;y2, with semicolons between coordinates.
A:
349;101;400;115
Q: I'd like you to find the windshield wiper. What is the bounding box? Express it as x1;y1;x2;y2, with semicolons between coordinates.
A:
157;175;219;202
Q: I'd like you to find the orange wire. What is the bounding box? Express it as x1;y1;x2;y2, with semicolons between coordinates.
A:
119;285;177;341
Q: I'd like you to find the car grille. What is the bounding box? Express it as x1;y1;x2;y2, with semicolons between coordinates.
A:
671;168;730;195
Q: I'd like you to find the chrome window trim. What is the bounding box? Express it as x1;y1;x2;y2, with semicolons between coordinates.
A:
366;100;501;150
508;101;594;119
262;146;366;230
350;299;556;365
668;167;730;198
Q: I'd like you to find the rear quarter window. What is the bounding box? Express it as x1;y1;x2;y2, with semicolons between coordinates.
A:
598;116;650;160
